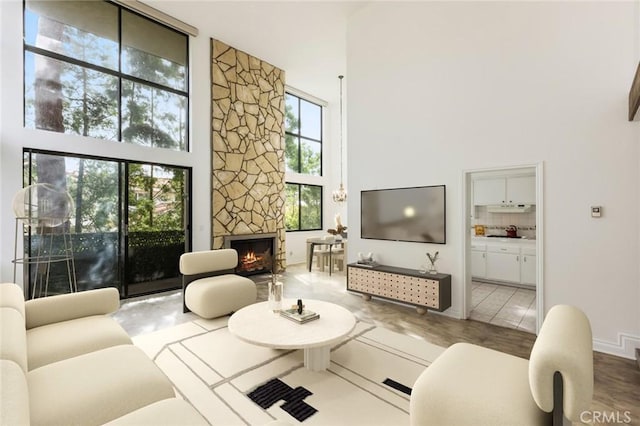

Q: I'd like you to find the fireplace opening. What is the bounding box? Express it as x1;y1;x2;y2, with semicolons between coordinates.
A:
225;235;275;276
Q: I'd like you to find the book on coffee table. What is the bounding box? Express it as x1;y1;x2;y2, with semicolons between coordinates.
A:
280;308;320;324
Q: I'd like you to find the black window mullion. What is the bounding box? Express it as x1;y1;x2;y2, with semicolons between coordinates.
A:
297;98;302;173
298;184;302;231
117;7;122;143
23;0;189;150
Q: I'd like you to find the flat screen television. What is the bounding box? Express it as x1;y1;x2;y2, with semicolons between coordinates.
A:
361;185;446;244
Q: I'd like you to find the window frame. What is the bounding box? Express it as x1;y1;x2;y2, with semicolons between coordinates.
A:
285;182;323;232
22;0;190;151
284;92;323;176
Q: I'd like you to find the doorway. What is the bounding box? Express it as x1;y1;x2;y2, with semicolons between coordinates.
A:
462;163;544;334
22;150;191;298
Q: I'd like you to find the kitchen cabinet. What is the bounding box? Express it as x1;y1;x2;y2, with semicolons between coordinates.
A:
486;246;520;283
471;239;537;286
473;176;535;205
473;179;506;205
471;242;487;279
506;176;536;205
520;247;536;285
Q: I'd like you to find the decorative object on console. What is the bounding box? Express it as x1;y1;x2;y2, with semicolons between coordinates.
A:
356;252;378;267
332;75;347;203
268;274;283;312
426;251;439;275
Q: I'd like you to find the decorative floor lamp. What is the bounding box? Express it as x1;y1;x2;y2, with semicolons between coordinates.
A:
12;183;77;298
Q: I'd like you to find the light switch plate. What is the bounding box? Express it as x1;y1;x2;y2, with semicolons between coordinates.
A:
591;206;602;218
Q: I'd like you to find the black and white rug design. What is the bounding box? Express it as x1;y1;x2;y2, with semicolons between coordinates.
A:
133;317;445;425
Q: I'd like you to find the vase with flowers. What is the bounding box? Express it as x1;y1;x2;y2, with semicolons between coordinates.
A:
420;251;439;274
327;213;348;240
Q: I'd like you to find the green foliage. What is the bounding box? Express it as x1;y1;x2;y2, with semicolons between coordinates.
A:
284;99;321;175
67;159;119;233
285;184;300;230
285;183;322;231
128;164;185;232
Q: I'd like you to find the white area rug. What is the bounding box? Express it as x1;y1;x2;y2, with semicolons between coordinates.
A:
133;317;445;425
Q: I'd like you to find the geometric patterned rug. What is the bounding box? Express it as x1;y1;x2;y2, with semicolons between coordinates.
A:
133;317;445;425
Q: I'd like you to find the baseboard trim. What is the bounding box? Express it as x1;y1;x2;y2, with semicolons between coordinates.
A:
593;333;640;360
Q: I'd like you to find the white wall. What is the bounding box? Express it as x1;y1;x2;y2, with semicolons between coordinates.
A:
347;1;640;358
0;0;349;281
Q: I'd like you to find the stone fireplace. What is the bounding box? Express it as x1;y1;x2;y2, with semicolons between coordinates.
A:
211;38;287;272
223;233;276;276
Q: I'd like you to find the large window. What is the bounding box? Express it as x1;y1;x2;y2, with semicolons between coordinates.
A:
284;91;324;232
23;150;191;298
23;0;189;151
285;93;322;175
285;183;322;231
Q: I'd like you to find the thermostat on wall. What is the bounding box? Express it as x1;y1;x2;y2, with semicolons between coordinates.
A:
591;206;602;218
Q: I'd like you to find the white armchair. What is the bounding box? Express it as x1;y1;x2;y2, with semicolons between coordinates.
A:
410;305;593;426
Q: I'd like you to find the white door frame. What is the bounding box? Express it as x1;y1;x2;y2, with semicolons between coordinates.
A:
461;162;545;333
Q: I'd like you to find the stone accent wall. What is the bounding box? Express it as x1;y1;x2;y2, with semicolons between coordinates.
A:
211;39;286;271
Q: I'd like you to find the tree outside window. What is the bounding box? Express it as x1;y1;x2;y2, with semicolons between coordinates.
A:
285;183;322;231
23;1;188;151
284;91;323;231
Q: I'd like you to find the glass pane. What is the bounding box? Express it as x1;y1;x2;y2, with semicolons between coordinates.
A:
285;135;300;173
25;0;118;70
128;165;185;232
300;139;321;176
26;152;121;295
285;184;300;230
285;94;299;133
25;52;119;140
300;185;322;230
122;79;187;151
127;164;186;295
300;99;321;140
121;10;187;91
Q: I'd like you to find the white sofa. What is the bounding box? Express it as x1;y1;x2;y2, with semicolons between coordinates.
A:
0;283;207;426
410;304;593;426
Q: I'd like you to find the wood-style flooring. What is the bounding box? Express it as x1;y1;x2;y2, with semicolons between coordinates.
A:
114;264;640;425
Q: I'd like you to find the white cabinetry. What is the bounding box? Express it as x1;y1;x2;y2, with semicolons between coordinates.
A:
471;243;486;278
520;247;536;285
473;179;506;205
506;176;536;205
473;175;535;205
486;245;520;283
471;240;537;287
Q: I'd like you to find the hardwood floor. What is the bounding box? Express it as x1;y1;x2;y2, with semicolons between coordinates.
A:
114;264;640;425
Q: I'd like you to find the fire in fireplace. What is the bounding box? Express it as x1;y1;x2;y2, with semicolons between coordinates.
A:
238;247;272;274
223;234;276;276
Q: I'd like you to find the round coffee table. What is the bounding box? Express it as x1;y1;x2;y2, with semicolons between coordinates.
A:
228;299;356;372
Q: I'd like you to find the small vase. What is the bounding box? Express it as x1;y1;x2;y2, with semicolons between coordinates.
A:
428;261;438;275
268;275;283;312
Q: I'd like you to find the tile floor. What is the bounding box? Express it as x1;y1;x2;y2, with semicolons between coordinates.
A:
469;281;536;333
